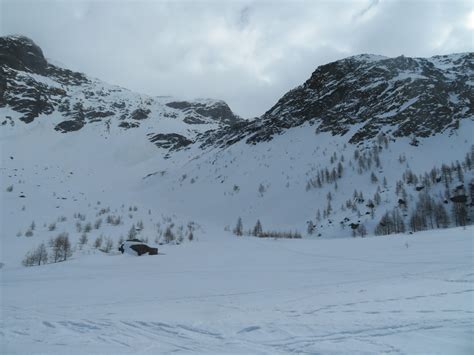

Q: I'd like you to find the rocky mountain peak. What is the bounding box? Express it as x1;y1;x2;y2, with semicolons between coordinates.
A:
0;35;48;74
1;35;471;155
200;52;473;148
0;35;242;152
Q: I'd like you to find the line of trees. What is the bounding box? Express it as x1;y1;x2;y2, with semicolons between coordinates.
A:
23;233;72;267
306;162;344;191
233;218;302;239
374;209;406;236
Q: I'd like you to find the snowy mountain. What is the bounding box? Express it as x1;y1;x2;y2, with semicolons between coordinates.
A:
1;35;474;354
0;35;241;149
145;52;473;238
201;52;473;147
1;35;473;247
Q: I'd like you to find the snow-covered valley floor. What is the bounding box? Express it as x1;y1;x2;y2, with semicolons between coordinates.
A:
1;226;473;354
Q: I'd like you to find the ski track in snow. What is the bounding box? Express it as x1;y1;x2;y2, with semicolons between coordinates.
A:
2;228;474;354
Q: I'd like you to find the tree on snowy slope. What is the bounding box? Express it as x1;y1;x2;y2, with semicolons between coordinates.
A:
22;243;48;267
452;200;468;227
50;233;72;262
253;220;263;237
234;217;243;236
164;226;175;243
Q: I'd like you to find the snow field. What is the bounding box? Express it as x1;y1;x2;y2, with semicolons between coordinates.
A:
1;226;473;354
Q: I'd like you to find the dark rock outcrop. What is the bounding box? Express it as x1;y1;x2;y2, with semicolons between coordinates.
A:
55;120;85;133
131;108;151;120
147;133;192;150
119;121;140;129
0;35;48;74
166;100;240;126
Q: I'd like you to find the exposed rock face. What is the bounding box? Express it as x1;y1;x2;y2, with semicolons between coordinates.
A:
201;53;473;148
0;36;89;124
166;100;240;126
0;35;48;74
55;120;85;133
147;133;192;150
118;121;139;129
131;108;151;120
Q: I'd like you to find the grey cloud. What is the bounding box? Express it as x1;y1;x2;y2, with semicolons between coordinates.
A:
1;0;472;118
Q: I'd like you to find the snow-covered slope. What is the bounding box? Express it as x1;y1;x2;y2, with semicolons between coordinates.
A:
143;119;473;235
2;227;473;354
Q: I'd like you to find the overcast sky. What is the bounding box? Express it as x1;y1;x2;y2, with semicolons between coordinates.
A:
1;0;473;117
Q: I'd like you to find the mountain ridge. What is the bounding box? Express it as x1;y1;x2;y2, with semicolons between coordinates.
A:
1;35;473;242
2;35;472;153
0;35;242;151
200;51;473;149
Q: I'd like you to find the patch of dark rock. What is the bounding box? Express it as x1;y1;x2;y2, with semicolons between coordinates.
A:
55;120;84;133
147;133;192;150
183;116;207;124
112;101;126;109
118;121;139;129
131;108;151;120
0;36;47;74
166;100;240;125
86;110;114;120
165;101;192;110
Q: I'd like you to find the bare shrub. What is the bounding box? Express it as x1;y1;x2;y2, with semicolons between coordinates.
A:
83;222;92;233
164;226;175;243
94;218;102;230
78;233;88;249
50;233;72;262
101;237;113;253
22;243;48;267
94;236;103;249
